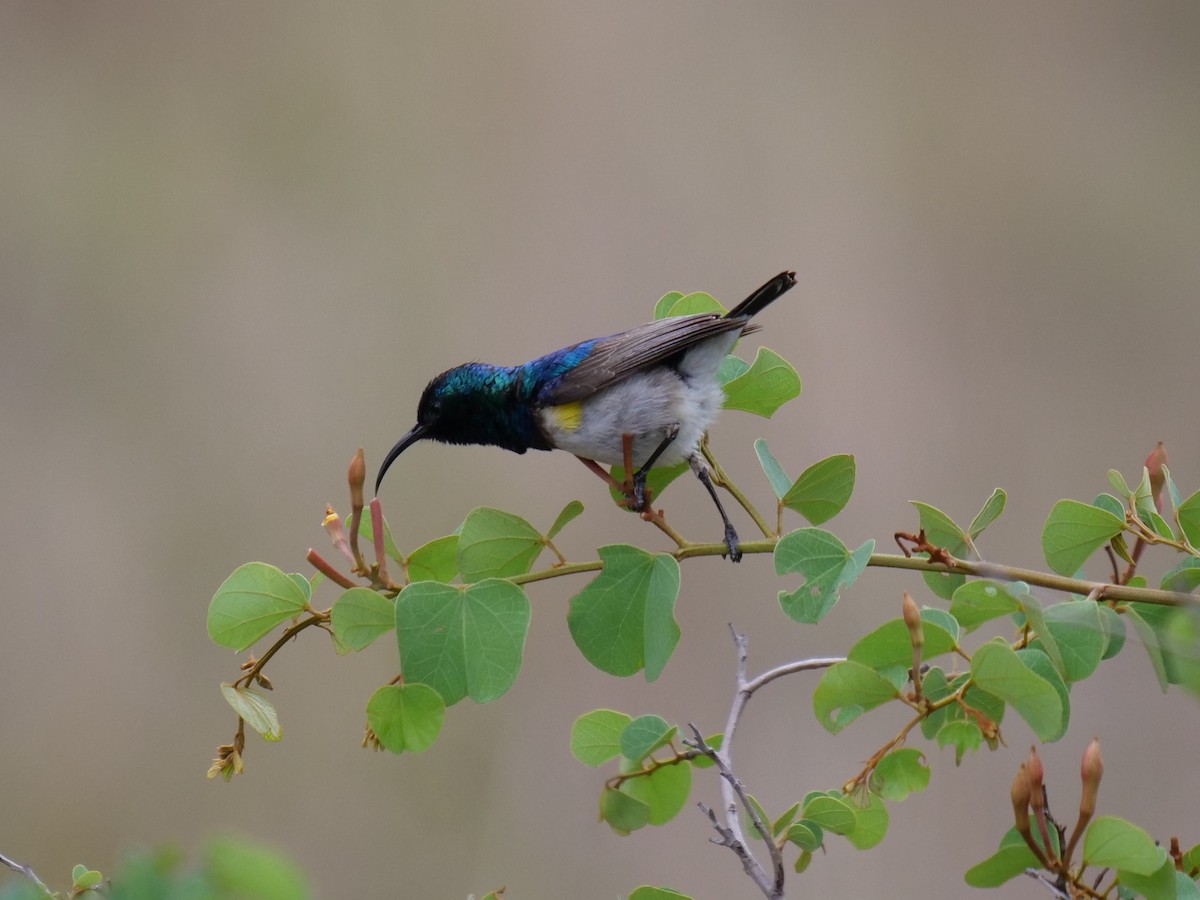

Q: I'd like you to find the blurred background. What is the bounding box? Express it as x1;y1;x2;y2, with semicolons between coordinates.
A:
3;2;1199;897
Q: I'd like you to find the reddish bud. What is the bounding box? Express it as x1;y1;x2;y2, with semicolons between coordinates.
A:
1080;737;1103;818
348;448;366;510
902;592;924;649
1146;442;1168;512
1011;762;1032;833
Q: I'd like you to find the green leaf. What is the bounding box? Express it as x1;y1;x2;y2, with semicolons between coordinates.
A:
208;562;310;651
1099;603;1127;659
620;715;676;762
456;507;544;581
600;786;650;835
802;792;857;836
1108;469;1131;496
813;660;900;733
72;868;103;890
781;454;856;525
1017;591;1065;676
1014;648;1070;742
1038;600;1105;683
220;683;282;741
1084;816;1167;876
395;579;530;705
911;501;970;600
330;587;395;651
1126;604;1172;691
964;827;1047;887
1093;492;1126;521
785;820;825;852
365;683;445;753
775;528;874;624
571;709;631;767
652;290;686;319
1117;857;1182;900
406;534;459;583
623;759;692;826
843;792;888;850
206;836;310;900
1161;557;1200;593
970;641;1063;741
660;290;723;317
716;355;749;386
1041;500;1125;576
721;347;802;417
754;438;792;500
848;613;958;669
607;462;688;507
771;802;801;837
628;888;692;900
546;499;585;539
1179;490;1200;548
568;545;681;680
949;580;1022;632
968;488;1007;538
869;749;931;801
936;718;982;764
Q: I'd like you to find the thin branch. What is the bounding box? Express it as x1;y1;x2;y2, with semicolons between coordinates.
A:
687;727;784;900
868;552;1197;607
0;852;53;897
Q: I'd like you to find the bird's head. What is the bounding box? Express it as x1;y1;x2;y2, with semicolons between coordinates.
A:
374;365;487;495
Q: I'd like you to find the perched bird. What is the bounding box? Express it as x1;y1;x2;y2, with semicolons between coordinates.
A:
375;270;797;562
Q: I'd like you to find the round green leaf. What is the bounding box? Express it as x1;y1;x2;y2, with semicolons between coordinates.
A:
330;587;395;651
970;641;1062;741
775;528;874;624
623;760;692;826
1041;499;1124;576
395;579;530;705
1084;816;1167;875
208;562;309;651
456;507;544;581
601;786;650;835
206;837;310;900
721;347;802;417
813;660;899;734
366;683;445;753
620;714;676;762
571;709;631;767
406;534;459;583
869;749;930;801
781;454;856;525
567;545;680;681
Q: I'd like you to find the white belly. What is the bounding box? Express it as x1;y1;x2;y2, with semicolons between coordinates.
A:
539;367;725;468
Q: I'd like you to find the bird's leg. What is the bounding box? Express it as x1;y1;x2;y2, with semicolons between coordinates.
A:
576;456;625;491
688;453;742;562
629;424;680;512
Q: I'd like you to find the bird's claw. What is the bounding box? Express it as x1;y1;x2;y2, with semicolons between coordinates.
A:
723;524;742;563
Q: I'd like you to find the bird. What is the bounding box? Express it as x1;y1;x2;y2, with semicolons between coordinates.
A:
375;270;797;562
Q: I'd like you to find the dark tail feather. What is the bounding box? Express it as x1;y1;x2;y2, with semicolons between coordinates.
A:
724;271;797;320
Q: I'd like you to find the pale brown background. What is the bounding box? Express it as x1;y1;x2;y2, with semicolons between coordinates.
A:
3;3;1199;898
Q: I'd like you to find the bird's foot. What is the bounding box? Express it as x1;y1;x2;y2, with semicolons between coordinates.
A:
723;523;743;563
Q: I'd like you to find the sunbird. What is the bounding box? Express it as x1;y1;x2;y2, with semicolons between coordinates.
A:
376;270;797;561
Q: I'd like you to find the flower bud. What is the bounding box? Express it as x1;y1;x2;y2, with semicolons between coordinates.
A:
902;592;924;650
348;448;366;510
1080;737;1103;818
1145;442;1167;512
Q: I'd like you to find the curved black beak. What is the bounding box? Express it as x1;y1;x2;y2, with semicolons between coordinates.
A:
374;423;429;495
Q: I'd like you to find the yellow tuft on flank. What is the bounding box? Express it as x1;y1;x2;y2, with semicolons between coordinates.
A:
549;401;584;432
